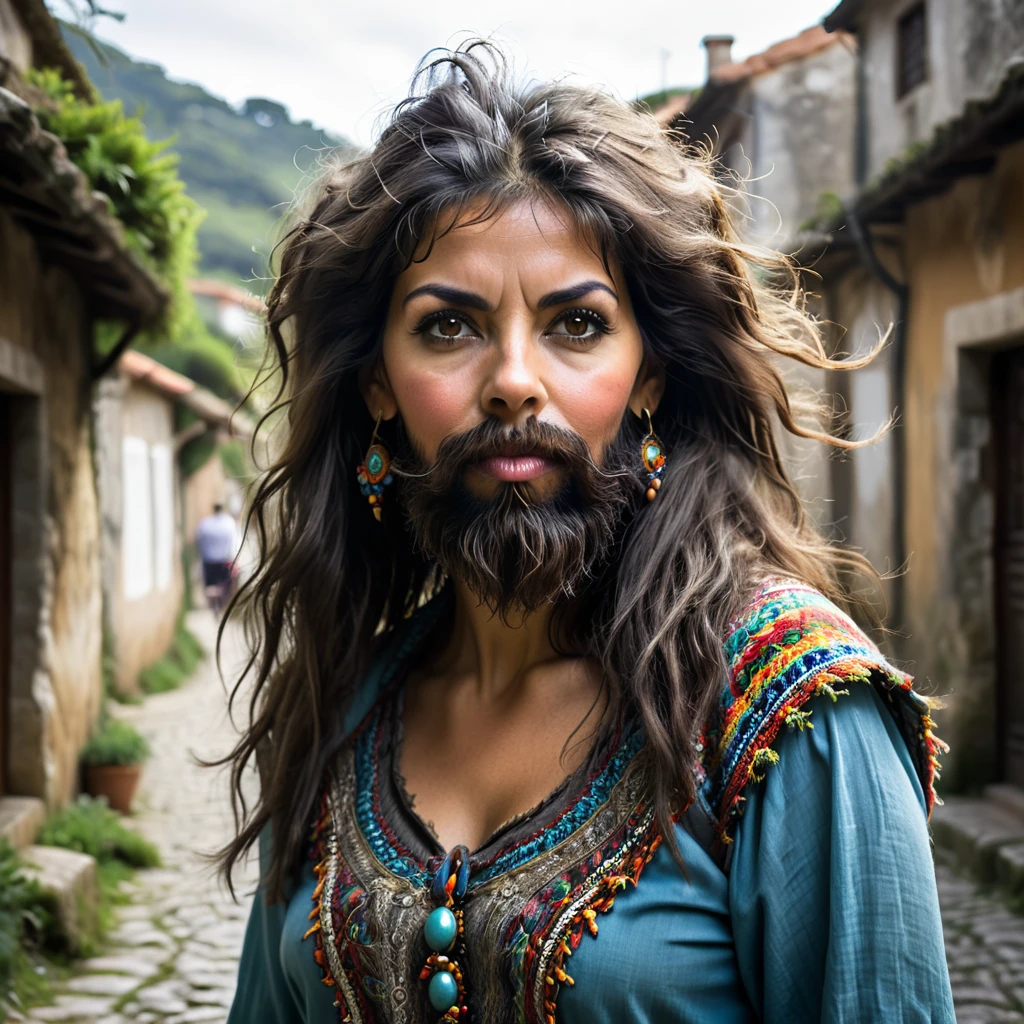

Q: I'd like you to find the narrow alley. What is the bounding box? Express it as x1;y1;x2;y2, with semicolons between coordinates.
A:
15;610;258;1024
10;613;1024;1024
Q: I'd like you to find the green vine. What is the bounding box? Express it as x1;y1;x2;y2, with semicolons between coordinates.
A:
26;66;202;340
25;67;248;401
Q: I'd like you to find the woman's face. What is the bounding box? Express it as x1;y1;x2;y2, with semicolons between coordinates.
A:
363;197;663;504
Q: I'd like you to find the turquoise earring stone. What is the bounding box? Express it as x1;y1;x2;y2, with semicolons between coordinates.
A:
367;450;384;476
424;906;457;952
428;970;459;1011
645;443;661;462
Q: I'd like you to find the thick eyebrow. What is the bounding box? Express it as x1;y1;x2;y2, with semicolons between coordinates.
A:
401;279;618;312
537;280;618;308
402;284;493;311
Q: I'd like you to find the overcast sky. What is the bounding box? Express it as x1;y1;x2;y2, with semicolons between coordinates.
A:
75;0;837;148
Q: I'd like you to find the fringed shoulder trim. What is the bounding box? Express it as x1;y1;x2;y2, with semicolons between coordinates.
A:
697;577;948;847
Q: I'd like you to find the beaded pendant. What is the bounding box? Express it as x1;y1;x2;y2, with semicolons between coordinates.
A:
357;442;393;522
640;408;666;502
419;846;471;1022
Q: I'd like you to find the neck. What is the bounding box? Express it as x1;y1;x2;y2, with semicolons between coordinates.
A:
431;577;574;703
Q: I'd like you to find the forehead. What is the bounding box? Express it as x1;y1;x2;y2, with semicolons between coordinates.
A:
399;197;617;288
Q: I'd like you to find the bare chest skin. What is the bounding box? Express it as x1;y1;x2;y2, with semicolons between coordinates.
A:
399;656;608;853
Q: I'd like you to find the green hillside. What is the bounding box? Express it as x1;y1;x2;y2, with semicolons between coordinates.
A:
61;26;358;288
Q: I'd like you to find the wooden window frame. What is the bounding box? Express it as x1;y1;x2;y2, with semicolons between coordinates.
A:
896;2;928;99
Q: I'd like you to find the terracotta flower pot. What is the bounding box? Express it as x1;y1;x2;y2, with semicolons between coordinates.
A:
85;763;142;815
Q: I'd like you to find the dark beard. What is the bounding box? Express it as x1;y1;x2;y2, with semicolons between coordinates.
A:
389;414;643;622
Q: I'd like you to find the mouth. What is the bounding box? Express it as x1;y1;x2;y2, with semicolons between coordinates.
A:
471;445;559;482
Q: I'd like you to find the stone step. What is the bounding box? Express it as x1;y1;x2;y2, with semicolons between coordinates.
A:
0;795;46;850
19;844;98;953
930;792;1024;897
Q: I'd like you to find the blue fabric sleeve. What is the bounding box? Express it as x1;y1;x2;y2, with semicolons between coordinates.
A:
728;682;955;1023
227;823;304;1024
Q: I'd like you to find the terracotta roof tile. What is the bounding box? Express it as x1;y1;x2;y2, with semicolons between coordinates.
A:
711;25;852;85
188;278;267;314
120;349;194;397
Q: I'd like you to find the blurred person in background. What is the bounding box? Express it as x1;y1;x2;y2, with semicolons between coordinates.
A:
217;41;955;1024
195;501;242;616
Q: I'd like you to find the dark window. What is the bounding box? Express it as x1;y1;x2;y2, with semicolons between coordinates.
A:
897;4;928;97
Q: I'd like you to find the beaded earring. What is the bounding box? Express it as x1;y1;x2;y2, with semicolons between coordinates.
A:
356;410;393;521
640;407;666;502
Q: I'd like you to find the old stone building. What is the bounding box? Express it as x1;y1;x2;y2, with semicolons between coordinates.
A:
820;0;1024;795
677;0;1024;806
0;0;165;811
674;27;859;528
94;348;252;695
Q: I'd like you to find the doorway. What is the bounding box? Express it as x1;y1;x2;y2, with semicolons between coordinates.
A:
993;345;1024;789
0;397;9;795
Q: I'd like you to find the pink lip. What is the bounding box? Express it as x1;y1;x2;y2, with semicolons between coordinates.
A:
474;455;558;481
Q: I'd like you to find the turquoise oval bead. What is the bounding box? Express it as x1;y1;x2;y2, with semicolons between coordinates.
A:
424;906;457;952
367;451;384;475
428;970;458;1011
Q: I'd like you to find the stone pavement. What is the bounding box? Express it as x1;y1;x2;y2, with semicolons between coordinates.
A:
13;609;1024;1023
17;609;260;1024
936;855;1024;1022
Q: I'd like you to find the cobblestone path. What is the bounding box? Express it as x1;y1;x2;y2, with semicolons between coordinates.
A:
936;856;1024;1023
15;611;1024;1023
21;610;259;1024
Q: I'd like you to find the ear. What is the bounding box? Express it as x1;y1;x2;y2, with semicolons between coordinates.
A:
357;357;399;422
627;351;666;420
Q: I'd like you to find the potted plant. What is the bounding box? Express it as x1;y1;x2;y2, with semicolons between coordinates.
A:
81;718;150;815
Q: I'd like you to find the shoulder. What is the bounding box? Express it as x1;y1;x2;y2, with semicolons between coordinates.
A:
696;576;948;847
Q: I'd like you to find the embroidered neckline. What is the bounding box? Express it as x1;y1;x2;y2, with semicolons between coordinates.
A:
352;686;645;890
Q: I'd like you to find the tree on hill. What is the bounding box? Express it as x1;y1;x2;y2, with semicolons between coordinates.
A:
60;26;358;288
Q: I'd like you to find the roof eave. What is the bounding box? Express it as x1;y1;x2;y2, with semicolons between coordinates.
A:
823;0;863;33
0;87;168;328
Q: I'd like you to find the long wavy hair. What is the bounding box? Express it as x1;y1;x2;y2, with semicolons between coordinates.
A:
212;40;881;901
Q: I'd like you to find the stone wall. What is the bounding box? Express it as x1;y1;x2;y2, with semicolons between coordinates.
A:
898;141;1024;788
857;0;1024;180
0;209;102;806
108;381;183;694
741;39;857;248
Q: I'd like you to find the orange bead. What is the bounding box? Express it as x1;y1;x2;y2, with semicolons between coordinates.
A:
651;478;661;490
646;488;656;501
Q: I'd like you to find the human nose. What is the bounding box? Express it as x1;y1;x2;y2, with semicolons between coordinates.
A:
480;324;548;423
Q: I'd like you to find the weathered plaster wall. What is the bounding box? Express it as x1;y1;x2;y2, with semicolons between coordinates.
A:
107;381;183;694
824;263;901;577
715;42;858;519
858;0;1024;179
0;0;32;75
900;141;1024;787
744;40;857;248
0;209;102;806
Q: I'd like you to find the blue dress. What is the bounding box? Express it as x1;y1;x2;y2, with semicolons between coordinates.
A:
227;580;956;1023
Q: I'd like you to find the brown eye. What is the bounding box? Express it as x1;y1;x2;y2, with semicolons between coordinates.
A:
565;314;588;337
548;307;609;343
438;317;462;337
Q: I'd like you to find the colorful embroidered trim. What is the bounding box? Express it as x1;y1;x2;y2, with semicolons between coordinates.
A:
698;578;949;845
305;790;374;1024
509;800;665;1024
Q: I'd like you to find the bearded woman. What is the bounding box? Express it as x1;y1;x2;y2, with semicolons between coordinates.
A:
220;41;955;1024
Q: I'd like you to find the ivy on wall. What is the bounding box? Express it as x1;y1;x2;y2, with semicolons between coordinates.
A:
26;68;247;402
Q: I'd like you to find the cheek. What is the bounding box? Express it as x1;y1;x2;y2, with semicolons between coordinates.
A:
387;362;475;461
553;356;639;451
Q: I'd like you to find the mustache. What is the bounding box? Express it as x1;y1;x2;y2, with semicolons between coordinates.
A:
388;414;636;495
